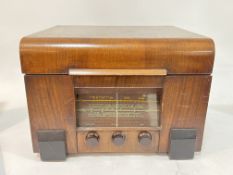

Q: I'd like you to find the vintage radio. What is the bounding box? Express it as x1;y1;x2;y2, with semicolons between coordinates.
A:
20;26;215;161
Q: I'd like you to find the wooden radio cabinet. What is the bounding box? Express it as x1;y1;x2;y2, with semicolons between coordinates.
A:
20;26;215;161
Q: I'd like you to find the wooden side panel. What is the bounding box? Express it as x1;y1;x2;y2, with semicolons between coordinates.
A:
159;75;212;152
25;75;77;153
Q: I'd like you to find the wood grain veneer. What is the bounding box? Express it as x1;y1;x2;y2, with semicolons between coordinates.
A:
20;26;214;74
25;75;77;153
159;75;212;152
20;26;215;156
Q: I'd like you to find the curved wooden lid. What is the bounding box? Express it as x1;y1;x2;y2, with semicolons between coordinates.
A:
20;26;215;74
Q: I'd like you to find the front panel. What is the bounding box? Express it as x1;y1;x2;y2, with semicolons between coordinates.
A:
74;76;164;153
25;74;211;155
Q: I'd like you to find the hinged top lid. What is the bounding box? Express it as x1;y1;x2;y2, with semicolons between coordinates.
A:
20;26;215;74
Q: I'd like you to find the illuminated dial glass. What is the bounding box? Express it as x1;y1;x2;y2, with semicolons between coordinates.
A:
76;88;161;127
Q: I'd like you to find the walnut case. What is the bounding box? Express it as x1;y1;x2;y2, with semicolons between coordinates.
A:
20;26;215;161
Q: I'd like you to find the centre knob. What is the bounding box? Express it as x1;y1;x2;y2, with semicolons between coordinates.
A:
138;131;152;145
85;131;99;147
112;132;125;146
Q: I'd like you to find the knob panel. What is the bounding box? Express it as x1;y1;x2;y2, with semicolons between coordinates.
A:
77;129;159;153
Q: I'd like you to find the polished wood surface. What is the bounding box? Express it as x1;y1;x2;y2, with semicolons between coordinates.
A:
20;26;215;74
69;68;167;76
25;75;77;153
21;26;215;156
73;76;164;88
159;75;212;152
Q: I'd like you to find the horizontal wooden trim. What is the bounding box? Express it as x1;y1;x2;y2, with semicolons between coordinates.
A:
69;69;167;76
73;76;164;88
77;126;162;131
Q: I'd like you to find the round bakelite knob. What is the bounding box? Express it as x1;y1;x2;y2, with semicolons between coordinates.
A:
138;131;152;145
85;131;99;147
112;132;125;146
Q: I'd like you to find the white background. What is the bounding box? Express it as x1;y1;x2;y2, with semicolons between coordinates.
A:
0;0;233;175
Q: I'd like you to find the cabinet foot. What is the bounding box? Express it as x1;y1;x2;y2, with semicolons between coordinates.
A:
169;128;196;160
37;130;66;161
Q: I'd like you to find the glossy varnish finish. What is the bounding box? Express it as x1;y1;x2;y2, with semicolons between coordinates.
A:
73;76;164;88
25;75;77;153
159;75;212;152
69;68;167;76
20;26;214;74
20;26;215;156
